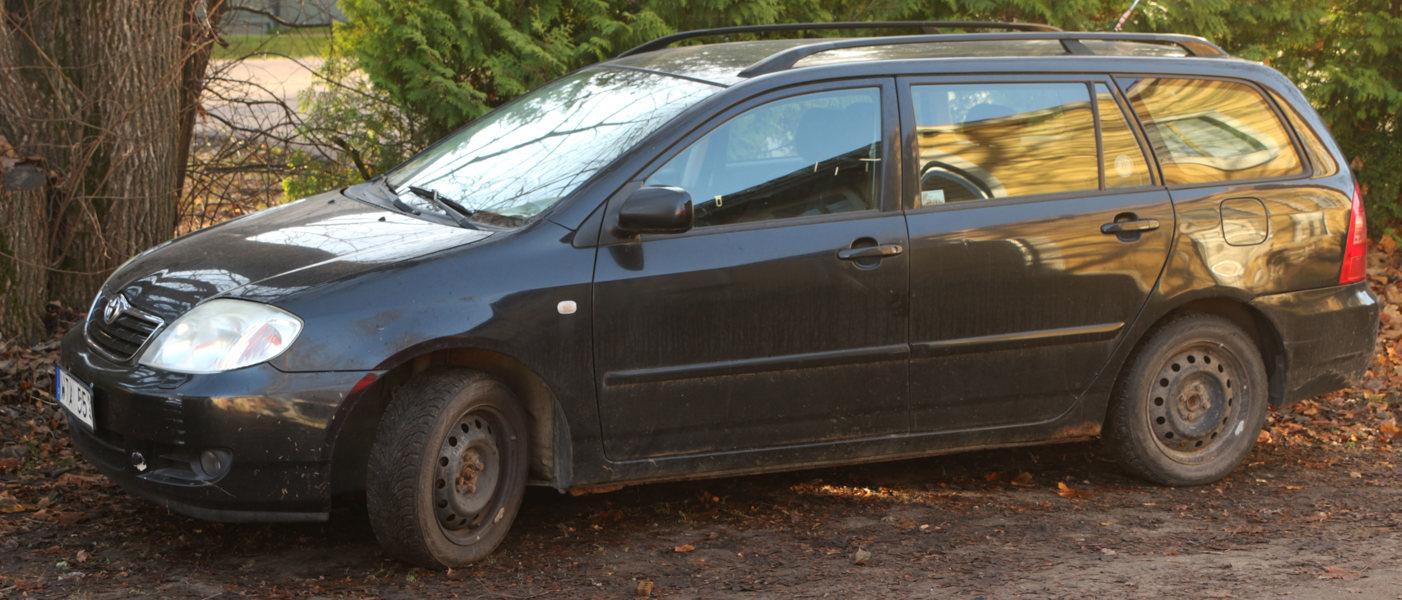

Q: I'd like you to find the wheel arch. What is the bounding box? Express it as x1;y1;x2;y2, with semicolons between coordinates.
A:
329;347;570;498
1115;296;1288;418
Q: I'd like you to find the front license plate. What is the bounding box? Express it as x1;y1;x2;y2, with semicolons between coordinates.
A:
56;366;96;431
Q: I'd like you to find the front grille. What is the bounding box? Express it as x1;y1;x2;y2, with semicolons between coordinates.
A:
86;295;164;362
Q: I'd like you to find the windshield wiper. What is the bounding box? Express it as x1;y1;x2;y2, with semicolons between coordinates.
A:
387;187;420;216
405;185;479;229
460;209;529;229
349;177;428;218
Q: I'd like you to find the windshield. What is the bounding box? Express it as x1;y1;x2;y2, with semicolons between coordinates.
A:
387;68;720;221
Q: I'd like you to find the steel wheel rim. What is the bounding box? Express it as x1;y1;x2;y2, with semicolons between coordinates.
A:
432;409;505;542
1145;342;1246;464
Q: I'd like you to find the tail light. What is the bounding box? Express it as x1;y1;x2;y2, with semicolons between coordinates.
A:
1340;184;1367;284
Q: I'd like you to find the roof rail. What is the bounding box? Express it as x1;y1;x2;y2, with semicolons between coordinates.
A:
735;31;1229;77
618;21;1062;58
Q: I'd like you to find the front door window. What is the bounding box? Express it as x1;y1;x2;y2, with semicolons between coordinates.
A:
645;88;882;227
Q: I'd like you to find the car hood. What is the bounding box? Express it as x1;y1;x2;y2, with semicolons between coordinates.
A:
98;191;494;322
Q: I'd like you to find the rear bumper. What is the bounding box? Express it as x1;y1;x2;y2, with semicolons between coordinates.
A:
59;327;378;522
1251;282;1379;405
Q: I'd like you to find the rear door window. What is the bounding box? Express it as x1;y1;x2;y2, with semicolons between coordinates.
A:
909;81;1143;207
1097;83;1154;189
1122;78;1304;185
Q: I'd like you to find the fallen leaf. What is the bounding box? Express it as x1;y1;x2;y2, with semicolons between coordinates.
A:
0;502;33;514
589;510;624;524
58;472;104;488
1318;566;1362;581
49;511;86;526
672;545;694;553
1382;235;1399;255
1057;482;1094;499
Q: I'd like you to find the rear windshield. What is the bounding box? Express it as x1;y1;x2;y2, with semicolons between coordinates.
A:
388;68;719;220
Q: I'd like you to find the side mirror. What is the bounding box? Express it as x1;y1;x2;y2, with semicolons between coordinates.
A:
617;186;693;235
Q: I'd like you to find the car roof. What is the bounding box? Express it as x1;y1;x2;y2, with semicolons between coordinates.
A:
608;39;820;86
603;23;1236;86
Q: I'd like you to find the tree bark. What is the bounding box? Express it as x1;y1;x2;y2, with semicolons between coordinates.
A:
175;0;227;203
46;1;186;308
0;187;47;344
0;0;218;344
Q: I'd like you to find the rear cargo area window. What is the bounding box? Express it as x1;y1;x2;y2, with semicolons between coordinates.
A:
1123;78;1303;185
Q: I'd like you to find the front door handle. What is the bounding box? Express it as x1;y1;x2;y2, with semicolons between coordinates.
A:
1100;218;1160;235
837;243;904;261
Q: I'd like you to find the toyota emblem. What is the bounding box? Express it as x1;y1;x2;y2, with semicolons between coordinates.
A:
102;294;131;325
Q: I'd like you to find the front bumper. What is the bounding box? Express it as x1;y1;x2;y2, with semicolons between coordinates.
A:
1252;281;1379;405
59;326;379;522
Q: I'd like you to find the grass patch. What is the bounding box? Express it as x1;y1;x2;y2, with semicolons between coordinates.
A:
214;27;332;60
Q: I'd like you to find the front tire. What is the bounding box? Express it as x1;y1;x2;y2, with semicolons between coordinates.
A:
366;368;529;568
1105;314;1268;485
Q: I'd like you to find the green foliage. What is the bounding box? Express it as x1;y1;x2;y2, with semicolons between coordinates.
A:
214;27;334;60
280;146;358;202
315;0;1402;231
334;0;846;145
283;54;418;198
882;0;1107;28
1260;2;1402;229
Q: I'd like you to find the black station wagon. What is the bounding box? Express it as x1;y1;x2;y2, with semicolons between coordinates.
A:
58;22;1379;567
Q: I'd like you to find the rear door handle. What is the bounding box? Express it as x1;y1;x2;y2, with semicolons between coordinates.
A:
1100;218;1160;235
837;244;904;261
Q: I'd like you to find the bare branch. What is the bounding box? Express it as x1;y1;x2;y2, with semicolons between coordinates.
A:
227;6;335;29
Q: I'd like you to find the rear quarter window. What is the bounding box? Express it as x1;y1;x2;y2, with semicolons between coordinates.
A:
1268;89;1340;177
1123;78;1304;185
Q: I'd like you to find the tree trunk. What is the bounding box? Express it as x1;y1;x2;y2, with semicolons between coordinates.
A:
0;187;47;344
175;1;228;203
0;0;219;344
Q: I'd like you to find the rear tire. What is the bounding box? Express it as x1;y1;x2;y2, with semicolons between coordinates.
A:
366;368;528;568
1105;314;1268;485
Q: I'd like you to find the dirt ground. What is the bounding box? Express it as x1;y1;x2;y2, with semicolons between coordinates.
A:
2;392;1401;599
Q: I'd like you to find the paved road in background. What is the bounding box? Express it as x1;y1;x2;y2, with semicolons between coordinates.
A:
199;58;325;140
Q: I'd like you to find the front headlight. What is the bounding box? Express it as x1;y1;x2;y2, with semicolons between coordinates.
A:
139;299;303;374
